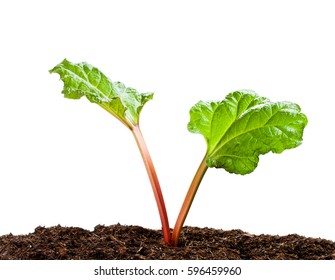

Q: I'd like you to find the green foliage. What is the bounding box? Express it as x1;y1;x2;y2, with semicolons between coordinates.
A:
50;59;153;127
188;90;308;174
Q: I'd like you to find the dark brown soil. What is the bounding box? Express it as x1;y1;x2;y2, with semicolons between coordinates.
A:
1;224;334;260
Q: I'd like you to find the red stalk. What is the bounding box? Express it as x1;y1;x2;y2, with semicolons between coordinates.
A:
131;124;171;243
171;155;208;246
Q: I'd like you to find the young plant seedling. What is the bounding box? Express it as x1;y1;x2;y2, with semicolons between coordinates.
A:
50;59;308;246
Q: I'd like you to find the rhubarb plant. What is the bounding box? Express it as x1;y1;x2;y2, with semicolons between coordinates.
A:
50;59;308;246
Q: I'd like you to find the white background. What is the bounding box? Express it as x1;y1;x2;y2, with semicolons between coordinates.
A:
0;0;334;242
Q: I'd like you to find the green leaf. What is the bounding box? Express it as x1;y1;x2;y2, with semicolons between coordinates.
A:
188;90;308;175
49;59;153;127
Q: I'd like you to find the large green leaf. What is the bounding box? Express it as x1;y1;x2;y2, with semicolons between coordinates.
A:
49;59;153;127
188;90;308;174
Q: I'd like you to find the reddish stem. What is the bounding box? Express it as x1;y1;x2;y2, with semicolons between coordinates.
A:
131;124;171;243
171;155;208;246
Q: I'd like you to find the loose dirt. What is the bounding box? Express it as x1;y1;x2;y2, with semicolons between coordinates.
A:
1;224;334;260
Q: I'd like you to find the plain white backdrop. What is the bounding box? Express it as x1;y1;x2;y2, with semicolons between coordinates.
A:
0;0;334;242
